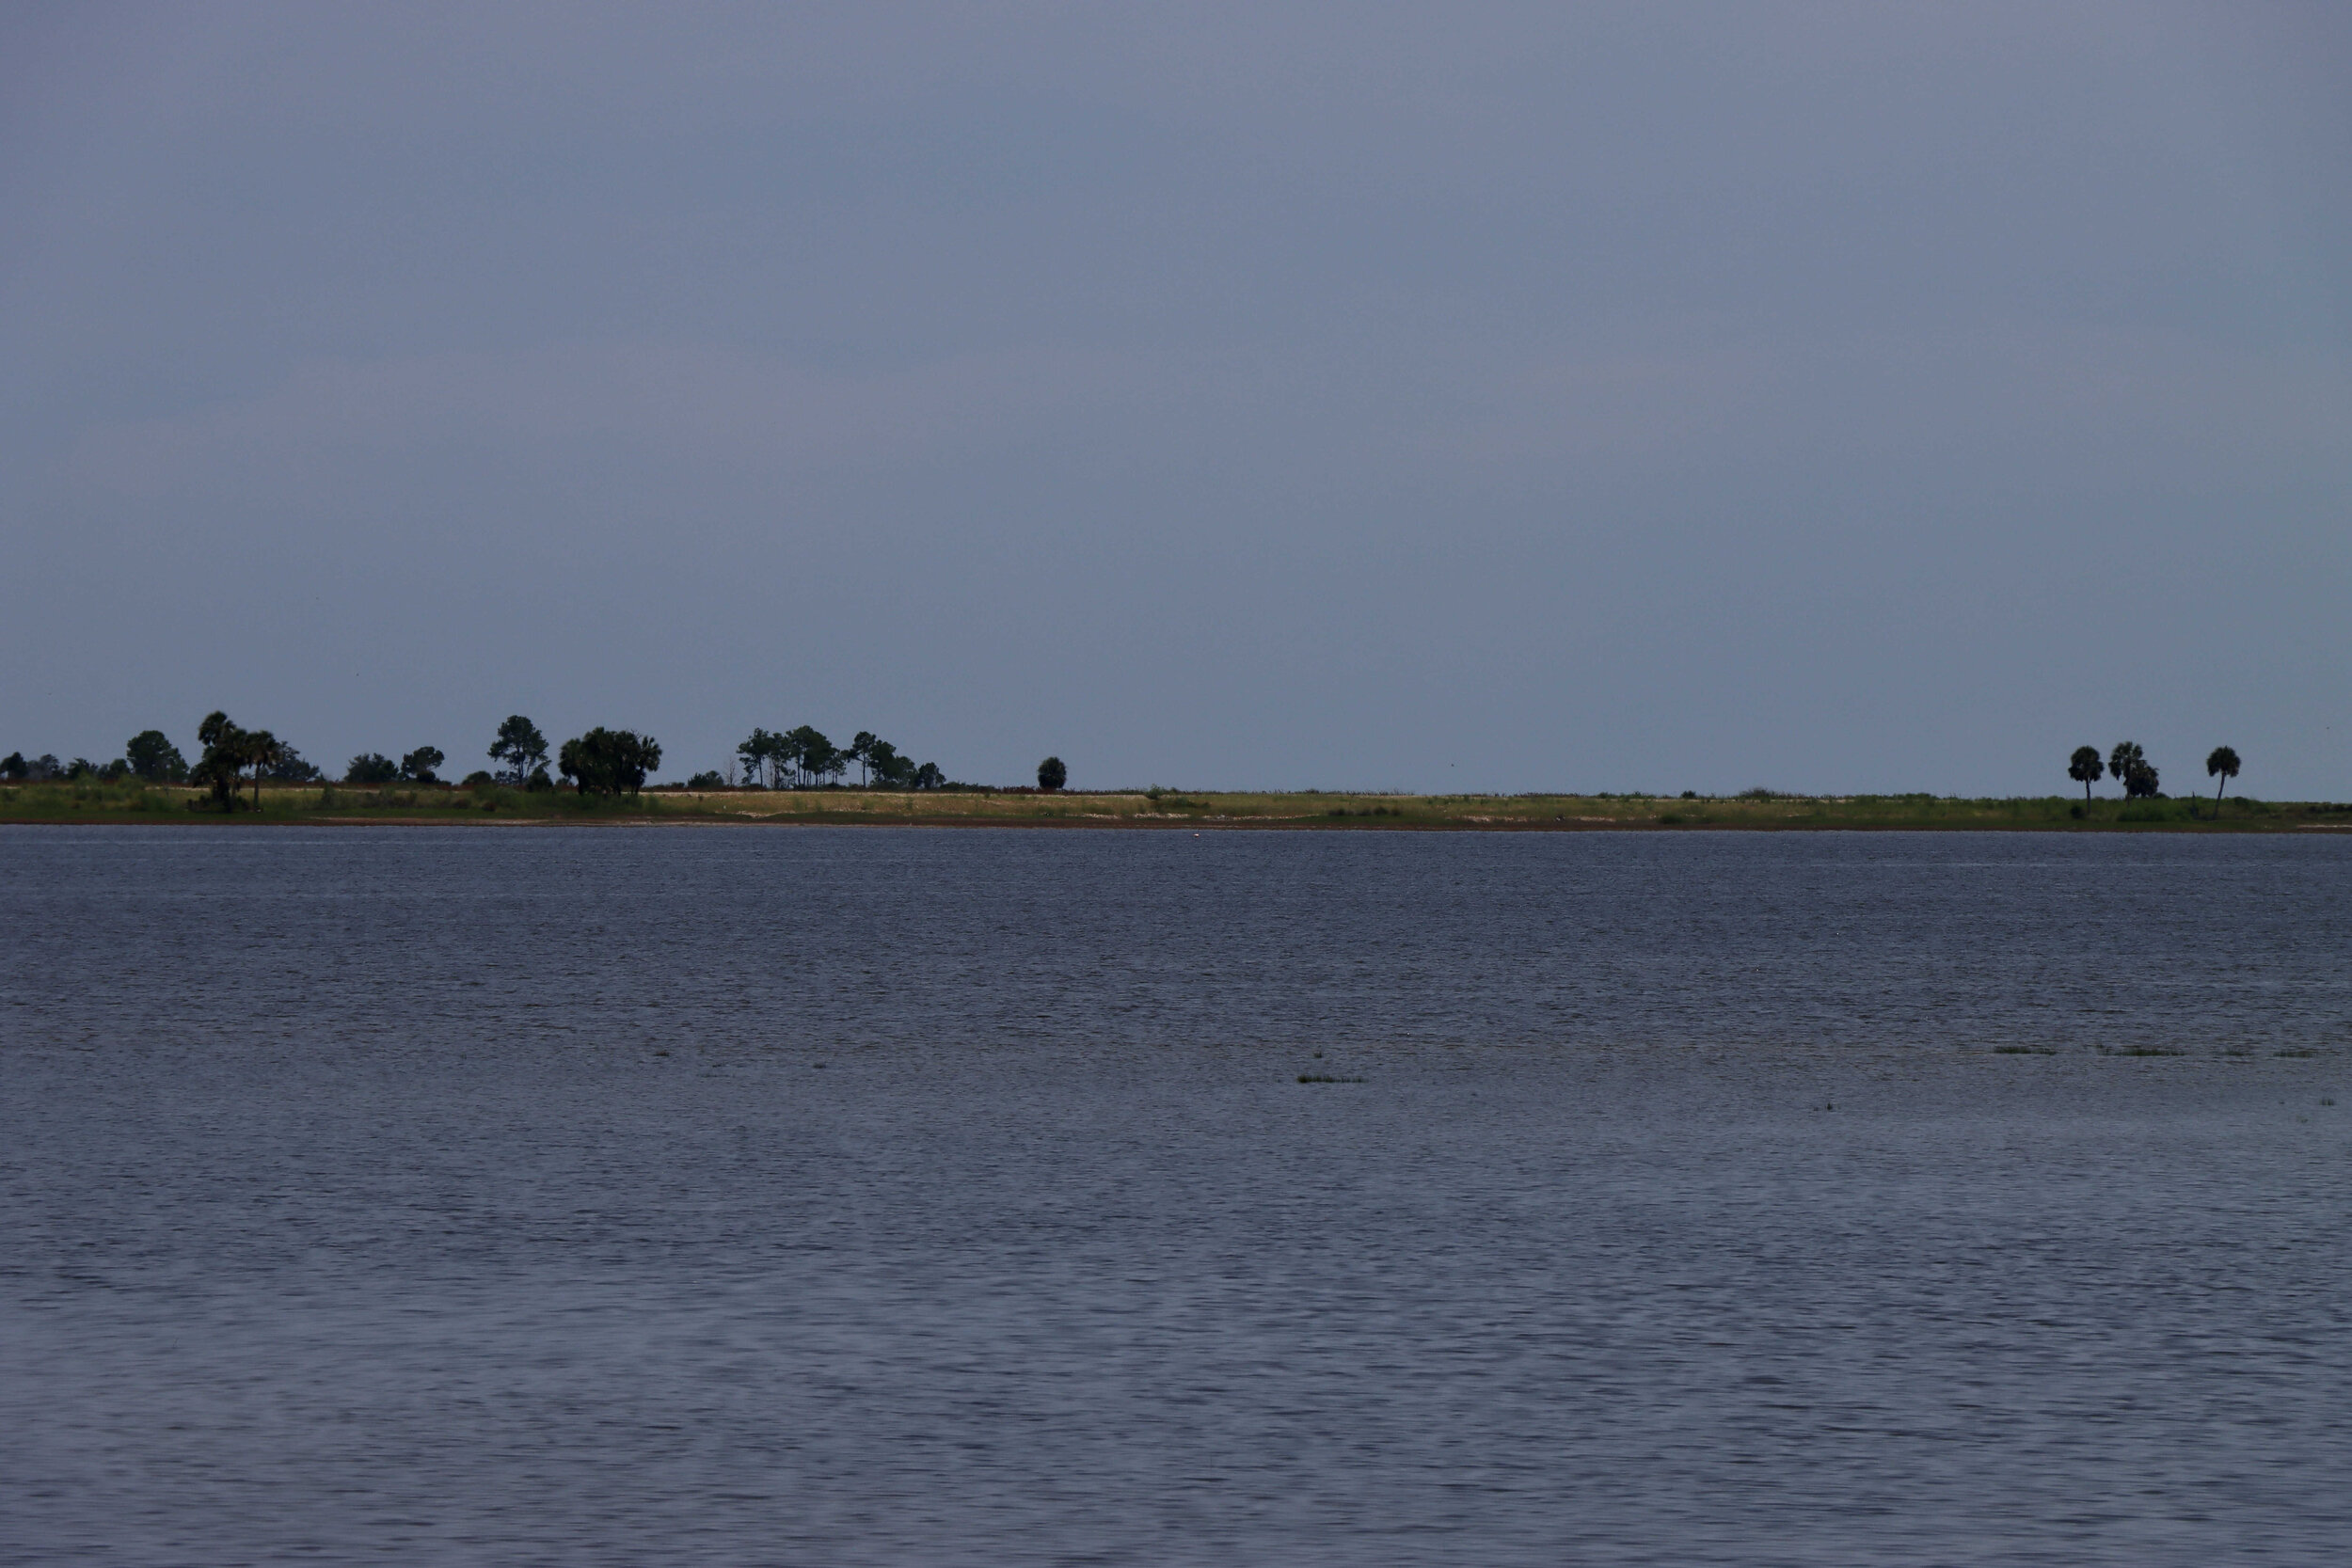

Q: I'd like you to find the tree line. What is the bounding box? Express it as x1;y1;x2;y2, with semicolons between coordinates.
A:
2068;741;2242;811
0;723;2267;811
731;726;945;791
0;711;978;805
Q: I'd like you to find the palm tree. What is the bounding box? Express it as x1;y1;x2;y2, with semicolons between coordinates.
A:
2205;746;2240;816
245;730;282;808
2067;745;2103;801
195;711;245;810
2107;741;2144;790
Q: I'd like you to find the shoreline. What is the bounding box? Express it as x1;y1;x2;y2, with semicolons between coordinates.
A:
4;784;2345;832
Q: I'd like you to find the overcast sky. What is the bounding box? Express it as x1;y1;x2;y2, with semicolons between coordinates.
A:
5;3;2346;794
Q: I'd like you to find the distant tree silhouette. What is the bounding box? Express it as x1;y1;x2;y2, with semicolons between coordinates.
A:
865;739;916;787
124;730;188;783
559;728;661;796
557;736;591;794
265;747;322;783
737;727;784;789
850;731;878;786
490;716;549;785
241;731;282;806
1037;756;1067;792
2108;741;2162;800
401;746;445;784
194;712;250;810
190;713;272;805
345;752;400;784
785;726;838;788
0;752;24;781
2205;745;2240;815
912;762;945;790
2068;745;2104;801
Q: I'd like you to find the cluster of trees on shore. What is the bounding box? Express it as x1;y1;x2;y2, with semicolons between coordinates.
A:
0;712;985;806
0;728;195;786
0;715;343;810
2068;741;2241;810
0;712;644;807
730;726;946;791
345;748;447;785
0;722;445;798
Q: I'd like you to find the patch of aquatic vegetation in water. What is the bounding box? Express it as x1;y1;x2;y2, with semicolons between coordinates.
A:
1296;1073;1366;1084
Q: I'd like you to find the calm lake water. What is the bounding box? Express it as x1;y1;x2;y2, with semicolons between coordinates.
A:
3;826;2347;1564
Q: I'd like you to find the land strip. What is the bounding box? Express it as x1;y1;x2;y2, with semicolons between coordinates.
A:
5;783;2347;831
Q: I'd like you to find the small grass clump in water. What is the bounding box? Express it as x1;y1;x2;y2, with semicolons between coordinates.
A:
1992;1045;2056;1055
1296;1073;1365;1084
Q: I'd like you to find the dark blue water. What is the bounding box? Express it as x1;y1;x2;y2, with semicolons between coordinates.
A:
3;827;2348;1564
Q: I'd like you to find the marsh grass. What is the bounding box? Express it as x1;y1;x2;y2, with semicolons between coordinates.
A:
1296;1073;1367;1084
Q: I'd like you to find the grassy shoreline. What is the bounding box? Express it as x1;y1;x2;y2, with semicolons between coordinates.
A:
5;782;2348;831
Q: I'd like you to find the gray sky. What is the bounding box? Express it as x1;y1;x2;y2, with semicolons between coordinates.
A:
5;2;2346;795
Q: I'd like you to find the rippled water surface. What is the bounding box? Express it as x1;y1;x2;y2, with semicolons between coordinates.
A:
3;826;2348;1564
